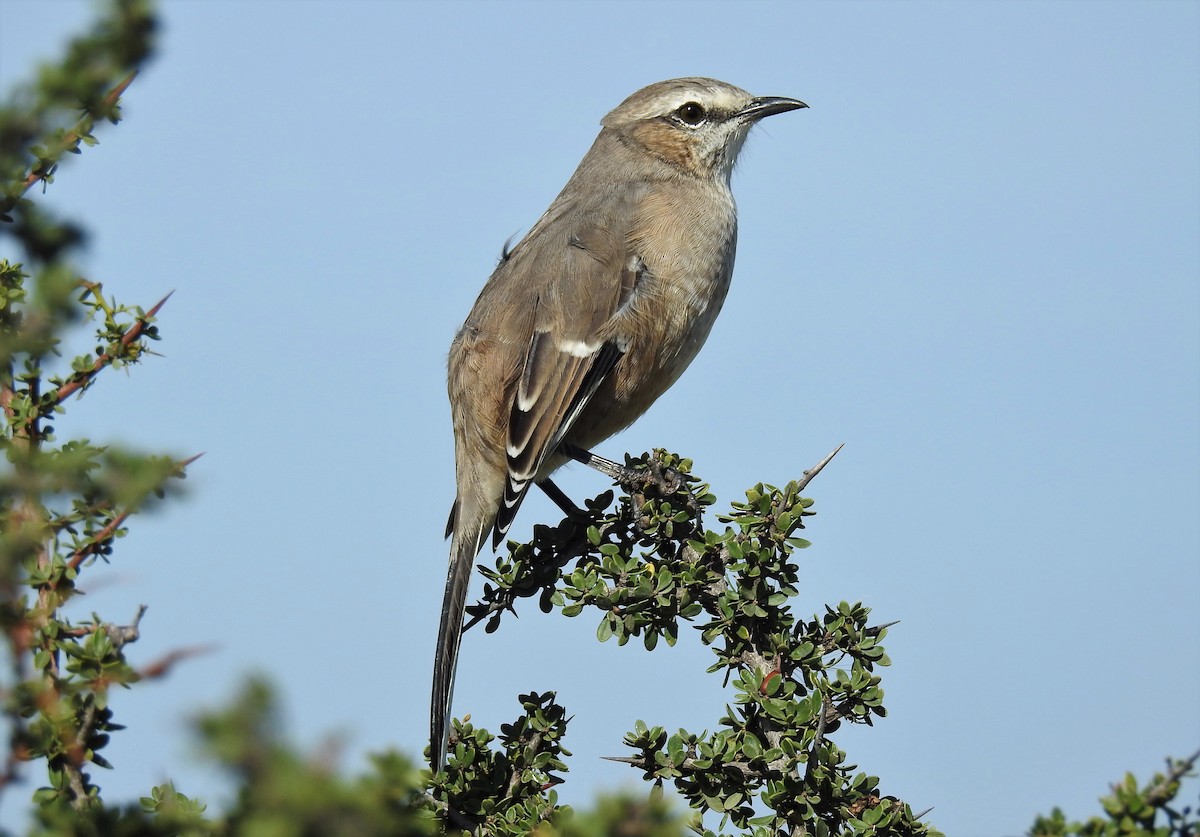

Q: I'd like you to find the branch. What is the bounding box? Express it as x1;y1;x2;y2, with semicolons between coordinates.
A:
59;604;147;645
137;644;217;680
603;753;769;780
463;510;611;634
1145;747;1200;807
54;290;173;405
422;791;481;833
795;443;844;494
20;71;139;196
66;509;130;571
66;452;201;571
504;730;543;800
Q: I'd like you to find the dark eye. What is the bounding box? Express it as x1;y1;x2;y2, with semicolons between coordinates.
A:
675;102;706;125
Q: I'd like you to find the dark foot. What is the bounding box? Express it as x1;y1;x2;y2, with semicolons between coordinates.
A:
561;444;697;514
635;453;702;518
537;477;585;518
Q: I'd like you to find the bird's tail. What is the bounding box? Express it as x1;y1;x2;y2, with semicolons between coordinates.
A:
430;522;485;771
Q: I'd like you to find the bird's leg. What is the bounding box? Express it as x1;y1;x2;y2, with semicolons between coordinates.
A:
560;443;695;513
536;477;584;518
560;443;641;482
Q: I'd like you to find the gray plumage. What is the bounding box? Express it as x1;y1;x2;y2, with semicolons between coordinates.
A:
433;77;806;770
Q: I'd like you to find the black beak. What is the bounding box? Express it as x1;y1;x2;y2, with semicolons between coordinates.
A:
740;96;809;121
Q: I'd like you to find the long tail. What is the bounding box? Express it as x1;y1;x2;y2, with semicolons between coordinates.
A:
431;527;481;771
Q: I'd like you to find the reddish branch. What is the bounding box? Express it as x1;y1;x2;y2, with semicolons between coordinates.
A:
66;452;202;572
20;70;139;195
67;509;131;571
138;645;217;680
54;290;173;404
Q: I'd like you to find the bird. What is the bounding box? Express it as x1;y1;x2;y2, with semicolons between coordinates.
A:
432;77;806;770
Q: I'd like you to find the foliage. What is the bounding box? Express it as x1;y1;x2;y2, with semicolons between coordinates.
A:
430;691;570;834
0;0;195;818
191;679;434;837
444;449;938;836
2;3;1196;836
1029;752;1199;837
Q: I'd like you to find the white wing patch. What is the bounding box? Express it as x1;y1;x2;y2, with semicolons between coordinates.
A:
558;338;600;358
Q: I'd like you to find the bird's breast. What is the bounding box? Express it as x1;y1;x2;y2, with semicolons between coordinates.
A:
631;186;738;370
569;183;738;447
652;263;731;366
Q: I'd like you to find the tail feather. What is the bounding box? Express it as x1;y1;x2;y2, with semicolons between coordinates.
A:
430;524;485;770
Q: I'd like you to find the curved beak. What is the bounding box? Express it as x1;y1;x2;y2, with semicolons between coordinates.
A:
740;96;809;121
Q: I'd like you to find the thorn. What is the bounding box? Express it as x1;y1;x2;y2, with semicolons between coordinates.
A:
796;443;844;493
108;70;139;103
20;71;142;195
145;289;175;318
600;755;638;764
67;509;133;570
138;644;218;680
178;451;205;468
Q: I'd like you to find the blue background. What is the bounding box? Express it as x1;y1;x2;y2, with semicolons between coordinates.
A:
1;2;1197;834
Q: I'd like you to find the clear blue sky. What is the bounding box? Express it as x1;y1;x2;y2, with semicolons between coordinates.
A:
1;2;1197;834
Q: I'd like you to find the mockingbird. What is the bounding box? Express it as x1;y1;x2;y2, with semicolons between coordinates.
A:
433;77;806;770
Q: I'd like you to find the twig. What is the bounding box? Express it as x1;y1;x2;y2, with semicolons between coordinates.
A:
59;605;147;645
67;509;131;571
137;644;217;680
463;512;612;634
54;290;173;404
1145;747;1200;806
604;753;766;779
66;451;201;572
812;694;829;750
795;443;844;494
503;730;542;800
20;71;139;195
422;791;479;833
106;604;147;647
59;698;100;809
601;755;638;764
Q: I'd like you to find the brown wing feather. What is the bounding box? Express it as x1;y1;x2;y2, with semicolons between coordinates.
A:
490;225;637;547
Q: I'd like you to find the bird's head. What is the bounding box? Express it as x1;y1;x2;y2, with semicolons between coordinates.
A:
601;77;807;183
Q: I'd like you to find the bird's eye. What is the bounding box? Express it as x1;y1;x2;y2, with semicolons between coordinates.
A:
675;102;706;126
